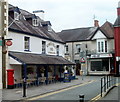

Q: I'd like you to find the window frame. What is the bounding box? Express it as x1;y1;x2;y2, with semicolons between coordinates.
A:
24;36;30;51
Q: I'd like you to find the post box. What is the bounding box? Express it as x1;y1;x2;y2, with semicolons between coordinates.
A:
7;69;14;89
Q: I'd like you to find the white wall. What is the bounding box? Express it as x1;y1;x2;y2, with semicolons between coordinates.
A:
8;31;65;57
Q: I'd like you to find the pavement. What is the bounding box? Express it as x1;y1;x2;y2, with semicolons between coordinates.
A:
0;76;119;101
99;84;120;102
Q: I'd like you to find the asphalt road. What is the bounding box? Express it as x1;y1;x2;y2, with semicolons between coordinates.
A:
28;79;101;101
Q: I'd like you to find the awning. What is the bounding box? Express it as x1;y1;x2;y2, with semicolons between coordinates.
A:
9;51;75;65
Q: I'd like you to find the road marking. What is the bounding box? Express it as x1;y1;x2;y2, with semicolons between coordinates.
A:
27;80;96;100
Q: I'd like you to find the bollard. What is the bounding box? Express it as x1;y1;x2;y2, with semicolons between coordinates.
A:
79;94;84;102
23;78;26;97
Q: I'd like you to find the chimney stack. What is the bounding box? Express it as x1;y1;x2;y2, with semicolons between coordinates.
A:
33;10;45;20
117;1;120;16
94;20;99;27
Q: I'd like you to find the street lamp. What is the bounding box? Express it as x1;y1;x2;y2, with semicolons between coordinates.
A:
0;0;8;88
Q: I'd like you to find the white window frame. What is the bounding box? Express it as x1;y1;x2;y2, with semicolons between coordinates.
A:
14;12;19;20
97;39;108;53
56;45;59;56
24;36;30;51
76;44;81;53
42;41;46;54
32;19;39;26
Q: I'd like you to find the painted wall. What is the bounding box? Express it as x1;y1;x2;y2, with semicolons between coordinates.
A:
8;31;65;57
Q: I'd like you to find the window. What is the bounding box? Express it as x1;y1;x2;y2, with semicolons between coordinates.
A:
105;41;107;52
97;40;107;53
24;37;30;51
42;41;46;54
65;45;68;53
76;44;81;53
32;19;39;26
14;12;19;20
56;45;59;56
101;41;104;52
98;42;100;52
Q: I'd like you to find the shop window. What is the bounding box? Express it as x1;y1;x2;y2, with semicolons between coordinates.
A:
24;36;30;51
91;61;102;71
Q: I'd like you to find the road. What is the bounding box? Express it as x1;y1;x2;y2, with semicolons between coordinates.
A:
28;77;102;102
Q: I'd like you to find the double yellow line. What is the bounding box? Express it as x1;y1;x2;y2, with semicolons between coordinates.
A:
27;80;95;100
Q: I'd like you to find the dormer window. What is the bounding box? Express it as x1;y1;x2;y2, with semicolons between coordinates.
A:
32;19;39;26
14;12;19;20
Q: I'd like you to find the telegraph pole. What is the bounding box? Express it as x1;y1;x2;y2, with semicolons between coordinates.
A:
0;0;8;88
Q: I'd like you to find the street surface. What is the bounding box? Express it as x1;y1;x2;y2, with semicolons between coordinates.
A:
28;78;101;101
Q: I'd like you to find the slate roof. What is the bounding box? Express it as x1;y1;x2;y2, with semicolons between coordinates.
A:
100;21;114;38
114;16;120;27
58;27;98;42
58;21;114;42
9;51;75;65
8;5;64;44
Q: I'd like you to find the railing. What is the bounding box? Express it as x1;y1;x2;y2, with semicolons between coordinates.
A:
101;75;116;97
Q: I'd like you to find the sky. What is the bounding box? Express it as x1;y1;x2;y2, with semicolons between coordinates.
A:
9;0;120;32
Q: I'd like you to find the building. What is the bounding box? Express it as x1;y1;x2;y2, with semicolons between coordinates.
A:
0;38;2;89
0;4;75;89
114;1;120;76
58;20;114;75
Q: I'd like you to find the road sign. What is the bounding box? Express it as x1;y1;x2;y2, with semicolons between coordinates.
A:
80;57;85;63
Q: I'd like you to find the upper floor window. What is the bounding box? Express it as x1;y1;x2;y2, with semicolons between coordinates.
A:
56;45;59;56
42;41;46;54
32;19;39;26
76;44;81;53
97;40;107;53
14;12;19;20
65;45;68;53
24;37;30;51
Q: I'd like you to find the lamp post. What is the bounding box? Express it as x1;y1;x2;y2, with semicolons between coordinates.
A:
0;0;8;88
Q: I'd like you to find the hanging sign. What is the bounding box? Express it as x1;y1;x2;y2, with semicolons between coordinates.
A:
6;40;12;46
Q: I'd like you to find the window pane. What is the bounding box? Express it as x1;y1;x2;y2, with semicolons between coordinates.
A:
98;42;100;52
101;42;104;52
105;41;107;52
42;41;46;54
24;37;30;51
56;45;59;56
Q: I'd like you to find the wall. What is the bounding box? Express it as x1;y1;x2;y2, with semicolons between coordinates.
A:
8;31;65;57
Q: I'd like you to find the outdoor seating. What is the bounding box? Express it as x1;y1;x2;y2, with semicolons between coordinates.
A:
38;77;46;85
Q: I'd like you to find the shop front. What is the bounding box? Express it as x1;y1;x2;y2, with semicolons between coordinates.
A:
8;51;75;88
87;53;114;75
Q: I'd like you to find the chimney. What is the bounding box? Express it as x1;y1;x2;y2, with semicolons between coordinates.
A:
94;20;99;27
33;10;45;20
117;1;120;16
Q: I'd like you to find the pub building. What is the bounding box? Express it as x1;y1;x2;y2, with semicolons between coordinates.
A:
6;4;75;89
